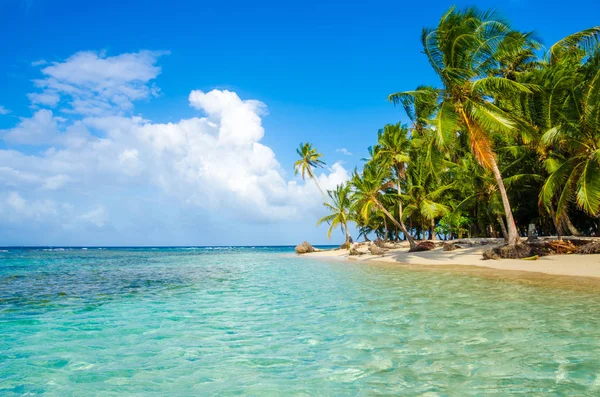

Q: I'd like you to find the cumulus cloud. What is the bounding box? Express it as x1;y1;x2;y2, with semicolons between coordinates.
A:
336;148;353;156
29;50;167;115
0;106;10;115
1;109;61;144
1;50;349;244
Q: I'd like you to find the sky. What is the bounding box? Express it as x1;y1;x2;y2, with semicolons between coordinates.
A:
1;0;599;246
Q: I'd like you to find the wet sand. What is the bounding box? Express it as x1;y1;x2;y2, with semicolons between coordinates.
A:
302;245;600;290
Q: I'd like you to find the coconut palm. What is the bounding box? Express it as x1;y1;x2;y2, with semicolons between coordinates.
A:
350;165;418;250
540;34;600;221
403;154;453;240
389;85;438;137
317;183;354;244
294;142;327;198
389;7;538;245
373;123;417;246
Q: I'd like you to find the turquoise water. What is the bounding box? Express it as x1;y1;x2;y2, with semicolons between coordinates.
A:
2;247;600;396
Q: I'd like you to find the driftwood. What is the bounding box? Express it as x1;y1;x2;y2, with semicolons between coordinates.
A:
410;241;436;252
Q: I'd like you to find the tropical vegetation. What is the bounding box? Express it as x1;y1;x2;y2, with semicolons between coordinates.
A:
299;6;600;246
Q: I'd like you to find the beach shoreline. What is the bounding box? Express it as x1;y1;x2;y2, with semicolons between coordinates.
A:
301;244;600;288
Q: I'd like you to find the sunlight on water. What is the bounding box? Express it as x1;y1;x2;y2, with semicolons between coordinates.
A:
1;247;600;395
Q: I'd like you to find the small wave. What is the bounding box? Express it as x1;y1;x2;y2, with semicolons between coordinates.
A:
42;248;66;252
0;249;8;253
81;248;88;250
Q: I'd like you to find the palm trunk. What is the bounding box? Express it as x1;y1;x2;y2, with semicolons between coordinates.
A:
396;173;416;246
460;110;519;245
563;213;581;236
429;218;436;240
383;217;389;241
374;199;416;250
343;221;350;244
489;157;520;245
548;203;563;240
497;214;508;241
313;179;327;202
308;170;328;202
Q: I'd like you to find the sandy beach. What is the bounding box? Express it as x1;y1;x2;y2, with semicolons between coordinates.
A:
303;243;600;280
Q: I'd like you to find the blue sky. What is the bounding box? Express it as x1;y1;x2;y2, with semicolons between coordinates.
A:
0;0;598;246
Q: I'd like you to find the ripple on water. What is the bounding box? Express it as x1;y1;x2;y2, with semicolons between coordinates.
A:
1;247;600;395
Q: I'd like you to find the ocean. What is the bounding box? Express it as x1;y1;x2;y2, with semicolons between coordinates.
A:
1;246;600;395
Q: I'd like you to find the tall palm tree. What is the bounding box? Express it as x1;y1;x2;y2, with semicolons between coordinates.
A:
317;183;354;244
389;7;537;245
294;142;327;198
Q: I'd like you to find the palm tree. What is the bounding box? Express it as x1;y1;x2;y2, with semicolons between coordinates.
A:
294;142;327;198
403;150;453;240
539;32;600;222
373;123;417;246
390;85;438;137
350;165;418;250
389;7;537;245
317;183;354;244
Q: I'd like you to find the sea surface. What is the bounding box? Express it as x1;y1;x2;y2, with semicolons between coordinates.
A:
1;246;600;396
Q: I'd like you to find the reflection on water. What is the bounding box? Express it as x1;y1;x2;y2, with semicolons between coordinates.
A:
1;247;600;395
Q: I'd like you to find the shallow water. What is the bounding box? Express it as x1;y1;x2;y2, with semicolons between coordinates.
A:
1;247;600;396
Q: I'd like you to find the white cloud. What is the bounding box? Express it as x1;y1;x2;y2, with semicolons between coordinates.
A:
1;109;61;144
0;106;10;115
41;174;70;190
31;59;47;66
29;50;167;115
80;206;107;227
189;90;267;146
336;148;353;156
28;91;61;107
1;89;347;224
0;50;350;244
1;192;57;221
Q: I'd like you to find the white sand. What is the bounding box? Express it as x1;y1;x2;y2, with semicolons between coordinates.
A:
303;245;600;279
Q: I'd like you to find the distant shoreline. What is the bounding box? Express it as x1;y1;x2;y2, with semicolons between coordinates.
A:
0;245;337;249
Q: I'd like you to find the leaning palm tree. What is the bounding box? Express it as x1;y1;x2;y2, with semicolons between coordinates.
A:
317;183;354;244
389;7;538;245
294;142;327;198
350;165;418;250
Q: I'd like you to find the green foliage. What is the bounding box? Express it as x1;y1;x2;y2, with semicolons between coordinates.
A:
299;6;600;242
294;142;327;198
317;183;354;242
436;214;472;239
